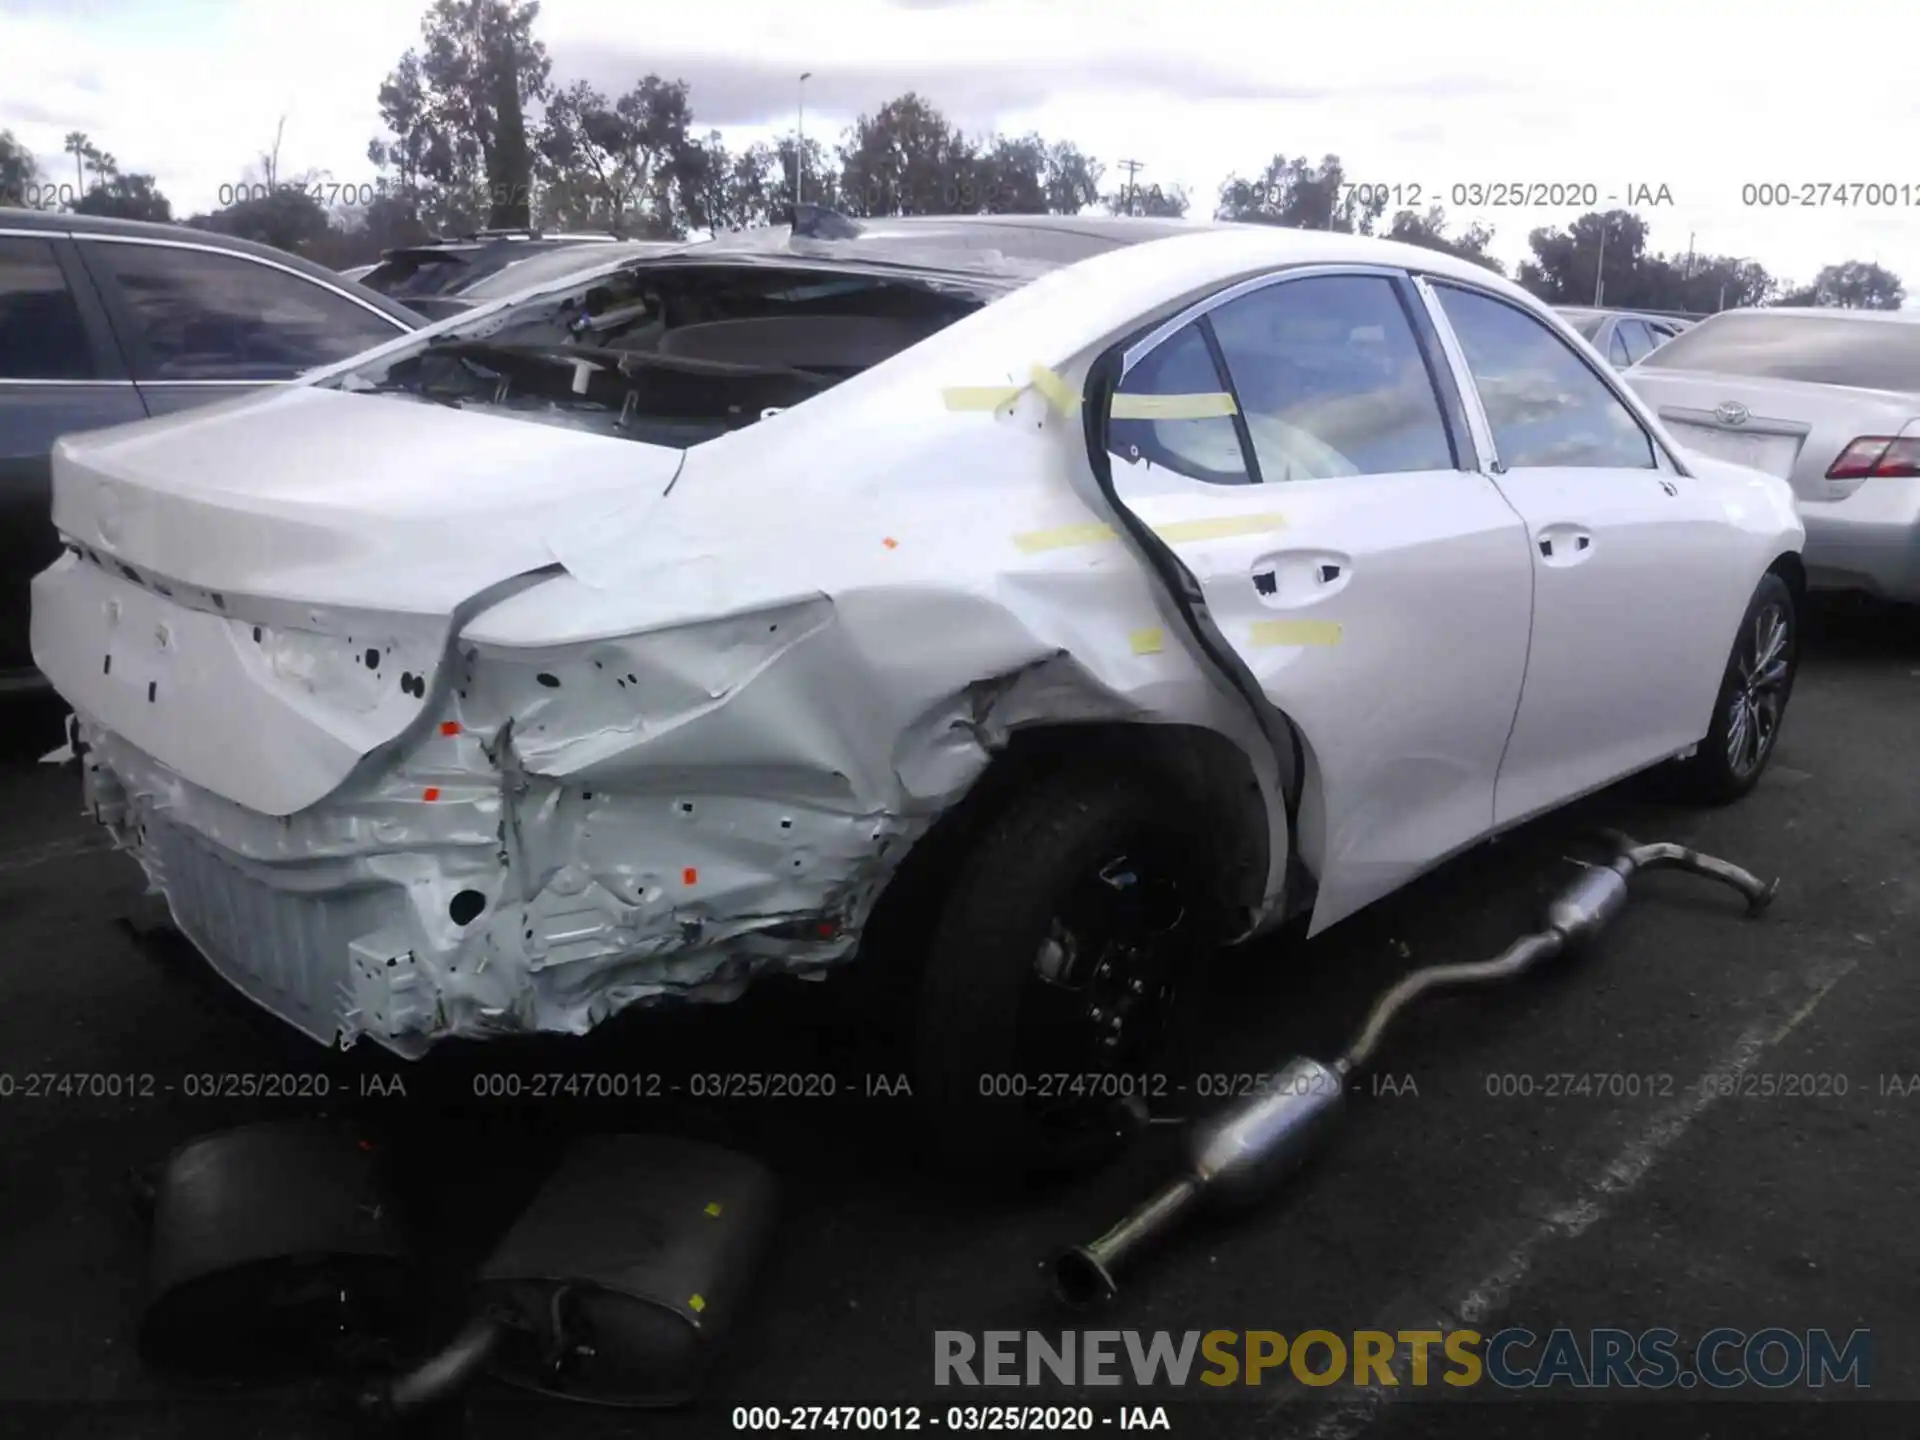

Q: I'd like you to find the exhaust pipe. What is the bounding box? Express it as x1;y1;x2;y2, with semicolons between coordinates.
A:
1050;835;1775;1306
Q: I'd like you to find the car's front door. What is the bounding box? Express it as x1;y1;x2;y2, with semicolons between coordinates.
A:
1423;279;1745;827
1091;266;1535;934
75;236;409;417
0;230;147;682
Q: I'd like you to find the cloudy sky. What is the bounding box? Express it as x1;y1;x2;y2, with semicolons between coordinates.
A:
5;0;1919;298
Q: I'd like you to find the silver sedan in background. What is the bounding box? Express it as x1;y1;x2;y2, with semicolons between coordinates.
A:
1558;307;1694;368
1624;307;1920;603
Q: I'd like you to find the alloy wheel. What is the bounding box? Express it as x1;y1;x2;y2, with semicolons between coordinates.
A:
1725;600;1791;779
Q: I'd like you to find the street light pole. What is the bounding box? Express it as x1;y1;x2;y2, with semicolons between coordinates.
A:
1593;219;1608;307
796;72;812;208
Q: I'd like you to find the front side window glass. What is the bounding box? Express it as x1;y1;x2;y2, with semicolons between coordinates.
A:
1436;285;1656;469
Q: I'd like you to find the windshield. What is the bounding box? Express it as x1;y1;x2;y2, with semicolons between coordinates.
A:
1639;312;1920;389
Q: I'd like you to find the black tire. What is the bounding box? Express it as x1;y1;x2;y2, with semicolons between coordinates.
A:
1672;571;1799;804
914;766;1214;1178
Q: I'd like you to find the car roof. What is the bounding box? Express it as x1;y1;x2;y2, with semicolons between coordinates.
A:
387;233;624;257
678;211;1233;285
1557;306;1689;323
0;205;423;327
656;211;1562;301
1707;305;1920;325
858;212;1226;241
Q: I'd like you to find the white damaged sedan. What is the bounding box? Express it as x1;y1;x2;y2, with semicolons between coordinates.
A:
32;213;1804;1163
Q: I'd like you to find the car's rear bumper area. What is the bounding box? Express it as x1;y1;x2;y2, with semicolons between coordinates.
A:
78;713;884;1058
1801;476;1920;603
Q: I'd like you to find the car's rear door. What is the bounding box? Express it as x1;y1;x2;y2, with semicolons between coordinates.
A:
1090;265;1534;934
0;228;147;682
75;236;410;417
1422;279;1747;826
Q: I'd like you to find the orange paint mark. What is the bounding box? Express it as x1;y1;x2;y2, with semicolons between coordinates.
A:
439;721;462;736
682;866;698;886
882;536;899;550
422;787;441;802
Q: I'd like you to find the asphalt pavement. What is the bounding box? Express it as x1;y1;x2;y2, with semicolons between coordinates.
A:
1;596;1916;1440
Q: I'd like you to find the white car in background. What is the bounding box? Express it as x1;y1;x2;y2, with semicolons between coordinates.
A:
31;215;1803;1169
1626;307;1920;603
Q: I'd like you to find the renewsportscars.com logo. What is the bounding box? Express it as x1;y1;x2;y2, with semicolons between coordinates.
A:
934;1327;1872;1390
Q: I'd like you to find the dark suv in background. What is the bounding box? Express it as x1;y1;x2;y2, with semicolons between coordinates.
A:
0;209;423;692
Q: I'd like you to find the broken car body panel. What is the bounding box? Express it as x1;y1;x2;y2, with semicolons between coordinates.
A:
34;388;682;814
31;220;1802;1056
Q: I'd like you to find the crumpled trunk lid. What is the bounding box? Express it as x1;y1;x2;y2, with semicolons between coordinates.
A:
44;384;681;611
31;385;683;815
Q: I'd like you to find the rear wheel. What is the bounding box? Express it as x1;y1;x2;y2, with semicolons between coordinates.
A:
913;767;1213;1178
1673;571;1798;804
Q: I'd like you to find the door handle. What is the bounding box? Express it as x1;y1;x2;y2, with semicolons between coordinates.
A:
1536;526;1594;566
1250;549;1352;605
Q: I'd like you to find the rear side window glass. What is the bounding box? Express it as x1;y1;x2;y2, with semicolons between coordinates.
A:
1110;321;1251;486
0;237;95;380
88;242;402;380
1638;311;1920;389
1608;328;1631;367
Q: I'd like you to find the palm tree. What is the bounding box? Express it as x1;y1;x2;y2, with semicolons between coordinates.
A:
63;131;88;194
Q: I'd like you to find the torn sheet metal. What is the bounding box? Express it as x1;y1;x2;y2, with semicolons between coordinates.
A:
68;587;1246;1055
50;397;1279;1055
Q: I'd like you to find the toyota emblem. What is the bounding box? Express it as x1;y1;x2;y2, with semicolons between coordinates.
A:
1715;401;1750;426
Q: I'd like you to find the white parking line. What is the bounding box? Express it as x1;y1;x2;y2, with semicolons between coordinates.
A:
1275;955;1858;1438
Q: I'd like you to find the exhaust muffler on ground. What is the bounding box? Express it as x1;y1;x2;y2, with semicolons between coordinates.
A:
138;1120;419;1377
362;1133;778;1418
1049;834;1776;1306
